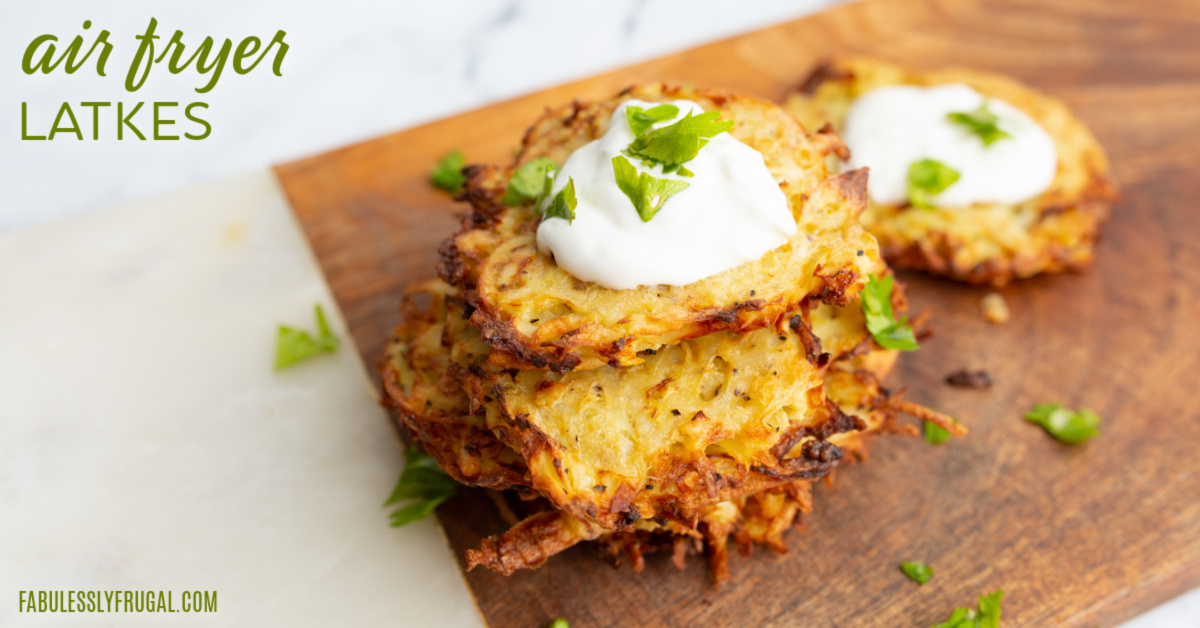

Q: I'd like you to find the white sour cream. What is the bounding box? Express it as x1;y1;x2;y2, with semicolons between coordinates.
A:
842;84;1057;207
536;99;795;290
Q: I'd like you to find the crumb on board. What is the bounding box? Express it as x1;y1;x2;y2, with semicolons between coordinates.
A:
981;292;1010;324
945;369;993;389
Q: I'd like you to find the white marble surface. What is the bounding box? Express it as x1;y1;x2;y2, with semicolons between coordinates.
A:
2;0;1197;625
0;171;483;627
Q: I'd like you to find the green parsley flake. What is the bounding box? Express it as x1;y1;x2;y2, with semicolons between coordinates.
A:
860;274;918;351
929;590;1004;628
504;157;558;206
274;304;340;370
947;101;1013;147
1024;403;1101;444
626;103;680;136
908;158;960;209
612;155;690;222
430;150;466;193
543;177;578;223
925;420;951;444
547;619;570;628
385;446;459;527
624;110;734;175
901;561;934;585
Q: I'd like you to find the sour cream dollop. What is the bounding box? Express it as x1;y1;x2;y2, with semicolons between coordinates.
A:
842;84;1057;207
536;99;794;290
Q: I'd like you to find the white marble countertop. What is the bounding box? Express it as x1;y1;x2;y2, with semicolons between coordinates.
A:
2;1;1197;625
0;171;484;628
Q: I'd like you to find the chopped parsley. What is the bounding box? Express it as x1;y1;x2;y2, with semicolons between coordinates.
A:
861;274;918;351
543;177;578;223
901;561;934;585
929;590;1004;628
385;446;459;527
623;109;734;175
612;155;690;222
274;304;340;369
925;421;951;444
908;158;960;209
504;157;558;206
947;101;1012;147
430;150;466;193
1024;403;1101;444
626;103;680;136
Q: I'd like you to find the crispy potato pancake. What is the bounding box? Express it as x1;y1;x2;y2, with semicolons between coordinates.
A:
380;278;955;580
785;57;1118;285
440;83;882;371
384;279;875;530
380;280;531;492
464;360;904;581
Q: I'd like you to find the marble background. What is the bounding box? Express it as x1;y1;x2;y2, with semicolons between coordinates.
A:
2;1;1197;625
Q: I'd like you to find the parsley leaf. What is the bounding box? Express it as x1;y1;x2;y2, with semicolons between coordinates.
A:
901;561;934;585
947;101;1012;147
430;150;466;193
385;446;459;527
626;103;680;136
543;177;578;223
1024;403;1101;444
925;421;951;444
861;274;918;351
274;304;340;370
976;591;1003;628
929;590;1004;628
624;110;734;175
504;157;558;206
612;155;690;222
908;159;960;209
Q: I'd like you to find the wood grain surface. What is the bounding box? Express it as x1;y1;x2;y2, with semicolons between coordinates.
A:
274;0;1200;625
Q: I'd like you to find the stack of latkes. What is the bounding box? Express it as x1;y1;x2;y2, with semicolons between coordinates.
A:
380;84;957;582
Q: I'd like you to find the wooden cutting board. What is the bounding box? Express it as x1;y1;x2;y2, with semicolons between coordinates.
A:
274;0;1200;625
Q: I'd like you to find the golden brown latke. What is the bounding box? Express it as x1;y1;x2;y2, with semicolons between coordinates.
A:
785;57;1119;285
381;280;532;493
463;360;909;583
439;83;882;371
384;279;870;530
380;278;959;581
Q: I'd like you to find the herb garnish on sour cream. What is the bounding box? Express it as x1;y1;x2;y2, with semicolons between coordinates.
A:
542;177;578;223
947;100;1012;147
622;108;734;177
612;155;689;222
908;158;961;209
842;83;1056;208
533;99;794;290
625;103;679;136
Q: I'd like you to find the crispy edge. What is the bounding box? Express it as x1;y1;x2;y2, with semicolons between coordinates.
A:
441;84;876;370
